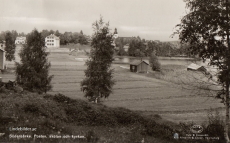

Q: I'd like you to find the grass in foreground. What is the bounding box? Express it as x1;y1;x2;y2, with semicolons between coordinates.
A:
0;89;225;143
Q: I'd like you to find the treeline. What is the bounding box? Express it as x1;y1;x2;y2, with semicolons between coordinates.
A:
40;30;89;45
0;29;90;45
0;30;24;42
115;37;190;57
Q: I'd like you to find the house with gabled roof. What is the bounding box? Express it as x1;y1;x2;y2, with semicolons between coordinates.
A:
130;59;149;73
15;36;26;44
187;63;207;73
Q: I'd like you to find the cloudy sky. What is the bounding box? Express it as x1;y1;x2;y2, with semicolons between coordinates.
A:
0;0;186;41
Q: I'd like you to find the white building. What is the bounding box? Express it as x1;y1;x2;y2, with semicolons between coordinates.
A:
0;40;5;50
15;36;26;44
45;34;60;48
0;48;5;70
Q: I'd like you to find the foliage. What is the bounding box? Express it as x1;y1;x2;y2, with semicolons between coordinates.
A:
39;29;89;45
80;17;115;102
0;91;188;143
174;0;230;142
15;29;53;93
115;40;127;56
205;108;225;142
149;52;161;71
175;0;229;72
85;130;99;142
126;38;185;57
78;34;88;45
5;32;16;61
117;46;127;56
128;39;146;57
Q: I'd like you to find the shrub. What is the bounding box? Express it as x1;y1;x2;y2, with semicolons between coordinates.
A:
23;104;39;114
204;109;225;142
112;107;144;125
149;52;161;71
53;93;75;103
85;130;99;142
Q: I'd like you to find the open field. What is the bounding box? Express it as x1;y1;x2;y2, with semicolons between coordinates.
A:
3;45;225;124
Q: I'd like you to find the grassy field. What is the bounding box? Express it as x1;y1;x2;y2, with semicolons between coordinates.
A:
3;45;225;125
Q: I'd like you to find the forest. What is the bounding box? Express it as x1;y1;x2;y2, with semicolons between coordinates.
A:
0;30;89;46
115;36;191;57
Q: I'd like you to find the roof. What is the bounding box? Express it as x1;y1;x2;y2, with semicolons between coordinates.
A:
187;63;205;70
130;60;149;66
46;34;60;40
123;45;129;49
16;36;26;40
0;48;6;52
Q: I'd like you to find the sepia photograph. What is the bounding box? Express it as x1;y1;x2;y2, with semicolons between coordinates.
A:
0;0;229;142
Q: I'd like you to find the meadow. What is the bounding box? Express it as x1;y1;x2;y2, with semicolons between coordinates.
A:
4;45;225;124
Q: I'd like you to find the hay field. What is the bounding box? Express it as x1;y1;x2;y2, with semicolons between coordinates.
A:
47;59;224;123
3;46;225;124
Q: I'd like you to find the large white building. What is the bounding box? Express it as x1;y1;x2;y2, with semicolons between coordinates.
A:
45;34;60;48
15;36;26;44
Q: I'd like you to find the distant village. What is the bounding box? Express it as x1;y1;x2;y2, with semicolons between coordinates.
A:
0;31;207;75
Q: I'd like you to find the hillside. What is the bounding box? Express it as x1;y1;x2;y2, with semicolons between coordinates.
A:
0;88;199;143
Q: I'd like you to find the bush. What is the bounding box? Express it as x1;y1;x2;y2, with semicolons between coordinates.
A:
149;52;161;71
142;120;174;140
85;130;99;142
23;104;39;114
53;93;75;103
112;107;144;125
204;109;225;142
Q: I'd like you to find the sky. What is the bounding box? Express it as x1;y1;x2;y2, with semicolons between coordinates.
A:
0;0;187;41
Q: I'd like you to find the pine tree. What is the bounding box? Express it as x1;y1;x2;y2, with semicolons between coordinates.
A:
15;29;53;93
5;32;16;61
81;17;115;103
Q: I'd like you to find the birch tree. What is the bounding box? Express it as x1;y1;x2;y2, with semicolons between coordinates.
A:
174;0;230;142
80;17;115;103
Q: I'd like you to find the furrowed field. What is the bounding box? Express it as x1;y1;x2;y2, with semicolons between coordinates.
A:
4;45;225;124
